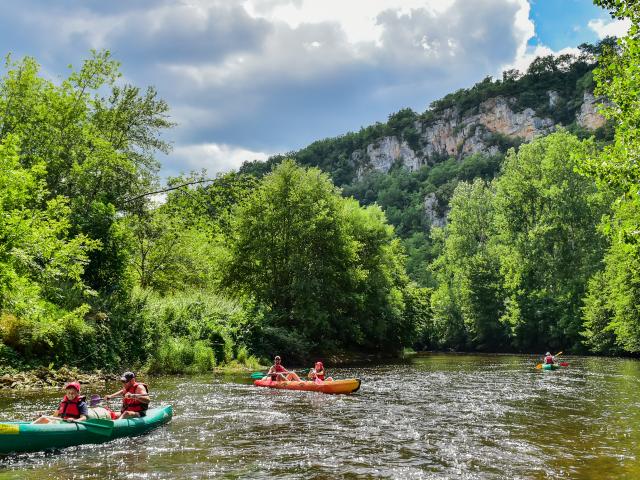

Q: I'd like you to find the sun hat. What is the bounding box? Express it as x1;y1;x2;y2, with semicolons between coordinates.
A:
64;381;81;392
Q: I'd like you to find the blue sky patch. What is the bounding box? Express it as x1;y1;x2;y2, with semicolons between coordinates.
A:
528;0;611;49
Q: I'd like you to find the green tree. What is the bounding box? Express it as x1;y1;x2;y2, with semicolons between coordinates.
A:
0;134;99;362
223;160;413;358
0;51;174;368
494;131;608;351
0;51;173;295
578;1;640;353
430;179;506;350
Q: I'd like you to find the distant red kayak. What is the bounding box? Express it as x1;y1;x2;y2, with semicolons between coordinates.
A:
254;378;361;394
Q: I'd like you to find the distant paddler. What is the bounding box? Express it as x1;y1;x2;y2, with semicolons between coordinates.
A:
266;356;301;381
307;361;333;383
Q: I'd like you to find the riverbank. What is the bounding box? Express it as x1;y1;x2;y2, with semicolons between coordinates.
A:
1;358;267;391
0;366;118;391
0;349;408;391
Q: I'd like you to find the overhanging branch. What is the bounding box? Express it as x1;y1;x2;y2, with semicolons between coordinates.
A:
123;179;215;203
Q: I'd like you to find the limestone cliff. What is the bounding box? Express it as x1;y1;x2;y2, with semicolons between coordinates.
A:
354;91;605;177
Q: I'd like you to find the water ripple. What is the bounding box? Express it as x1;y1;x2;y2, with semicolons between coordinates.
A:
1;355;640;478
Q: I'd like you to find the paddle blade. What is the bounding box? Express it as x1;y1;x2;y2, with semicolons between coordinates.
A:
559;362;569;367
77;419;114;436
251;372;266;379
535;363;542;369
555;351;563;357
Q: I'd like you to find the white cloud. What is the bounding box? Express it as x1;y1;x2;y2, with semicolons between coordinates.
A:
242;0;455;45
170;143;270;177
588;17;631;39
1;0;560;176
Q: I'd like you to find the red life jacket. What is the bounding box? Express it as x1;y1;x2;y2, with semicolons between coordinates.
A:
269;364;287;380
312;362;325;381
59;395;85;419
544;355;554;365
122;382;149;413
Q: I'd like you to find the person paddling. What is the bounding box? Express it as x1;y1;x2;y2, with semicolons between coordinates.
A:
308;361;333;382
104;372;150;419
266;356;300;382
33;381;88;424
543;352;555;365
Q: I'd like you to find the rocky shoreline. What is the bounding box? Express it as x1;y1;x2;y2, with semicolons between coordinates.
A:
0;366;119;391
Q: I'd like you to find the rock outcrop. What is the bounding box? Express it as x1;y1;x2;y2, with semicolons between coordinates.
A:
424;193;446;228
576;92;607;130
354;92;605;177
357;136;421;175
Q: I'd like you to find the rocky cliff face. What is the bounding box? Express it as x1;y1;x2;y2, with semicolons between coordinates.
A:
354;91;605;177
576;92;607;130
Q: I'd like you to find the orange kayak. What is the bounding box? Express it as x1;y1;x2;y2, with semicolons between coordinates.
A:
253;378;361;394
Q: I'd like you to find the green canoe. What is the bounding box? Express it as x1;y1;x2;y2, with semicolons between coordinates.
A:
542;363;559;370
0;405;172;455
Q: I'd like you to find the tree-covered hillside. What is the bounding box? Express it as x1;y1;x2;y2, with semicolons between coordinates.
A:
241;40;615;287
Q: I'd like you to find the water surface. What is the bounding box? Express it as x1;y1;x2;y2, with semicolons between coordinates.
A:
1;354;639;479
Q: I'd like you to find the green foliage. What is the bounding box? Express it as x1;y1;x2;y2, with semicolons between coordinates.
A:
403;284;433;350
0;133;102;364
342;152;503;286
493;131;608;351
429;179;507;351
223;160;415;359
0;307;95;364
428;132;609;352
2;32;632;371
139;289;259;373
577;1;640;354
146;338;216;375
0;51;174;369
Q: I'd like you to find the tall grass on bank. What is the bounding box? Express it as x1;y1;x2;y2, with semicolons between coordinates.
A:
139;289;262;374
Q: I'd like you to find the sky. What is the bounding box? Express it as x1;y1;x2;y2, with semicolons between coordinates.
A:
0;0;630;178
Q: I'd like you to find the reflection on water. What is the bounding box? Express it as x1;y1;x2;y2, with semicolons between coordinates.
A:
1;354;639;479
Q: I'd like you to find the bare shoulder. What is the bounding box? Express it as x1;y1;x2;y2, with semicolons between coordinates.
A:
136;384;148;394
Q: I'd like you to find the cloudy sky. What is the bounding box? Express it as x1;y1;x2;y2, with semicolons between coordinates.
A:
0;0;629;178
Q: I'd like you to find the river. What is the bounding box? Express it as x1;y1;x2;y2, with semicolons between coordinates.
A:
0;354;639;479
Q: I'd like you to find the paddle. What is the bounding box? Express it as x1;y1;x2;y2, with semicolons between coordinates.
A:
251;368;309;380
536;351;564;369
93;394;153;402
41;416;114;436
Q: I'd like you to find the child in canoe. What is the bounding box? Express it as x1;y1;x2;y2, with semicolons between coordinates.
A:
307;361;333;382
33;381;88;424
87;394;118;420
266;356;300;381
